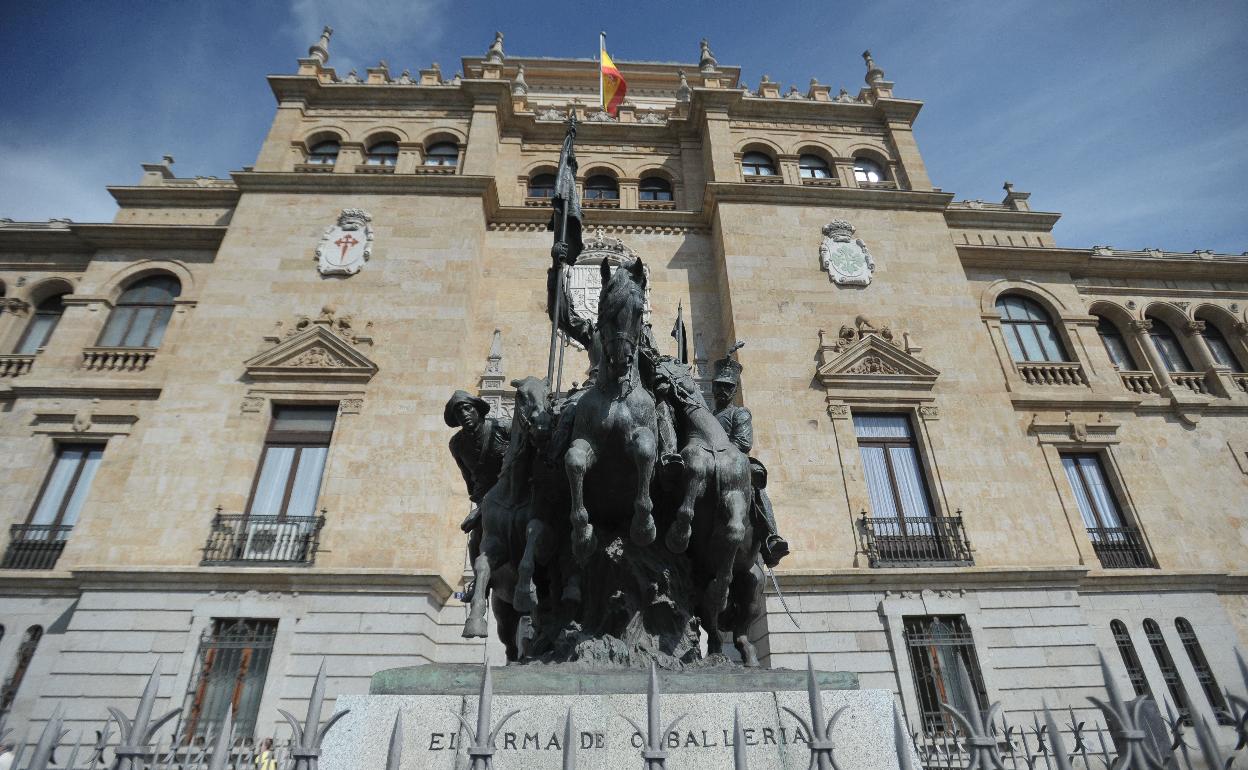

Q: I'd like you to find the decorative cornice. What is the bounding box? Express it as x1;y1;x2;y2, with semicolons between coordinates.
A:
231;170;496;198
772;566;1248;595
704;182;954;212
958;244;1248;281
944;206;1062;232
0;223;225;253
107;185;241;209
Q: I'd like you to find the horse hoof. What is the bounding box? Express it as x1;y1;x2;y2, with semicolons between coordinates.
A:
573;526;597;564
513;584;535;613
631;515;657;546
462;618;488;639
664;524;691;554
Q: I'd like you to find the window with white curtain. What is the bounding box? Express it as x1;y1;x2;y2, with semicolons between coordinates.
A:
27;444;103;534
853;413;934;530
247;405;336;519
1060;453;1124;531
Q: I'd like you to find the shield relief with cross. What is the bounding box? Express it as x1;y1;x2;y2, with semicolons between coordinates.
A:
316;208;374;276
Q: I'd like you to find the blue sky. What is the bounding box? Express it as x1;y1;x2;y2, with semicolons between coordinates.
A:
2;0;1245;252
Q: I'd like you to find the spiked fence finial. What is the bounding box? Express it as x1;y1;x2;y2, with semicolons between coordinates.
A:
621;661;686;769
278;658;351;770
733;705;749;769
109;662;181;770
561;708;576;770
385;711;403;770
451;662;523;770
205;705;234;770
779;656;845;770
27;705;66;770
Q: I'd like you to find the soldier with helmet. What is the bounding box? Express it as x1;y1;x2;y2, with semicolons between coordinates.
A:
712;344;790;567
444;389;511;600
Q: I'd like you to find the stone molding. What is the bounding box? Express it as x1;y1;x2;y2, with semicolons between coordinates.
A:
1027;411;1120;446
815;318;938;393
244;306;378;384
958;243;1248;281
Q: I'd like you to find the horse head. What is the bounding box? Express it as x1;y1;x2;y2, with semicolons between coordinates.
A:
510;376;554;448
596;257;647;389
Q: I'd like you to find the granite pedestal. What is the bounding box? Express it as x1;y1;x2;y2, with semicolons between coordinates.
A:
321;664;915;769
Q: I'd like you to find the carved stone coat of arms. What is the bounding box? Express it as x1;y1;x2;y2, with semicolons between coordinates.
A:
819;219;875;286
316;208;373;276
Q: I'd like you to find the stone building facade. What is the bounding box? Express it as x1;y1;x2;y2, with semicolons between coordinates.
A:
0;30;1246;746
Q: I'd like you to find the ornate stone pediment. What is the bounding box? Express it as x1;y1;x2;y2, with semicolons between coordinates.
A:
244;306;377;383
816;317;938;391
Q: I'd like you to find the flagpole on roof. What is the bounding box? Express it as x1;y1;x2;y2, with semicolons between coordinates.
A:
599;31;606;111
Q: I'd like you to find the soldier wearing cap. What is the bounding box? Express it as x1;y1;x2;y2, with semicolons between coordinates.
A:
712;344;790;567
445;389;510;600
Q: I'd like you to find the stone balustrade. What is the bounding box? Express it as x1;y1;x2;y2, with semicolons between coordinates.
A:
1016;361;1087;386
81;347;156;372
1169;371;1209;395
0;354;34;378
1118;370;1160;395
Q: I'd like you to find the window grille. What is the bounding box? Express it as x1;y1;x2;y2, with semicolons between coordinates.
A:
904;615;989;733
1111;619;1152;698
1143;618;1191;723
1175;617;1232;724
0;625;43;717
181;619;277;741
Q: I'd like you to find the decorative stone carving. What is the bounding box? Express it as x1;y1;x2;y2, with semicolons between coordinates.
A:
587;110;615;122
245;306;378;384
699;38;717;72
918;405;940;420
485;31;506;65
819;219;876;286
316;209;373;277
476;329;513;420
638;111;666;124
343;69;362;84
1183;319;1206;336
826;401;850;419
339;398;364;415
676;70;691;102
512;63;528;96
1128;319;1153;333
241;396;265;413
565;229;650;328
0;297;30;316
535;107;567;122
816;318;938;392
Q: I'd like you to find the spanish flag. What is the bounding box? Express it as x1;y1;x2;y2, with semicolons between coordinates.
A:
600;33;626;117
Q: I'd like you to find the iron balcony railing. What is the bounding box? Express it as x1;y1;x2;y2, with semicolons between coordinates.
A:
1;523;73;570
1086;524;1156;569
200;509;325;566
858;511;974;567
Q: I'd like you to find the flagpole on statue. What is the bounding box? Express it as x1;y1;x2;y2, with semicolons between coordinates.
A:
546;113;582;388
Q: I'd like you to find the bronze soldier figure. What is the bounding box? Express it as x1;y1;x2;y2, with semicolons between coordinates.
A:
444;390;510;600
711;345;790;567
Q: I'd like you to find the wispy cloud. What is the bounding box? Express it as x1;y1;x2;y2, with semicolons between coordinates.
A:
287;0;448;73
0;139;118;223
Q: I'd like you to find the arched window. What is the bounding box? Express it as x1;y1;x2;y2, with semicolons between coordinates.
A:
424;142;459;167
1111;620;1152;698
0;625;43;715
1200;323;1244;372
1096;317;1137;370
639;177;673;201
584;174;619;200
1143;618;1191;722
306;140;339;166
741;151;776;177
799;154;832;179
1175;618;1232;724
527;173;556;199
98;276;181;348
996;295;1068;363
15;293;67;354
853;156;886;184
1146;316;1194;372
364;140;399;166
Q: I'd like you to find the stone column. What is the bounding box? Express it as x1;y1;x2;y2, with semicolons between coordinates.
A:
832;157;857;188
1128;319;1174;391
1183;320;1236;398
700;107;737;182
395;142;421;174
882;119;931;191
334;142;364;173
777;154;801;186
618;178;639;210
463;104;500;177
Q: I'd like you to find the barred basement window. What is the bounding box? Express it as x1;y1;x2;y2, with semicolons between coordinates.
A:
1111;619;1152;698
181;619;277;741
1175;617;1232;724
904;615;989;733
0;625;43;717
1143;618;1191;723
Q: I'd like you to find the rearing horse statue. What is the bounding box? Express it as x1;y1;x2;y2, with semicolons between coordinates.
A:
565;258;658;563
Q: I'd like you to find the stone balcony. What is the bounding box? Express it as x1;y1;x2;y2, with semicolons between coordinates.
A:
82;347;156;372
1015;361;1087;386
0;354;35;378
1118;370;1160;395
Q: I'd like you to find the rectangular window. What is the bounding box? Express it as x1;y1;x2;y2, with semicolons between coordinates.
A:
8;443;104;569
854;414;934;524
181;619;277;741
1061;453;1152;568
247;405;335;519
904;615;990;734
